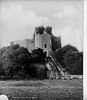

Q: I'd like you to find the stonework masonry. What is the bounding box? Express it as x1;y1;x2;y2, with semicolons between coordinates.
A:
14;39;35;53
12;26;61;56
35;30;52;56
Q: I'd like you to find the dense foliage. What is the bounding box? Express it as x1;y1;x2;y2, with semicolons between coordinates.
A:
63;50;83;75
0;47;7;75
29;63;47;79
2;45;30;77
0;44;46;79
55;44;83;75
31;48;46;64
0;43;83;79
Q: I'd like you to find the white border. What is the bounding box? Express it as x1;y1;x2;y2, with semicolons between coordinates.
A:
84;0;87;100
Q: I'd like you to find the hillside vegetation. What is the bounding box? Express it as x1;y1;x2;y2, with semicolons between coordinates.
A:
0;43;83;79
54;44;83;75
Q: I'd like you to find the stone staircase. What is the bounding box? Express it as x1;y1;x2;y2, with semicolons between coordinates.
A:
46;52;69;79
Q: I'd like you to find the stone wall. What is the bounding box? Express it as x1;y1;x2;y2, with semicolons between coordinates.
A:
12;26;61;54
14;39;34;53
35;26;52;56
42;32;52;55
26;39;35;52
35;33;42;49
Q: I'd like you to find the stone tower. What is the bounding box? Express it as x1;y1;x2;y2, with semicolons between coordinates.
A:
34;26;52;56
12;26;61;55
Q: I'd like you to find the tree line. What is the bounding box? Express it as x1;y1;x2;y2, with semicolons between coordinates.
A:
0;44;47;79
54;44;83;75
0;44;83;80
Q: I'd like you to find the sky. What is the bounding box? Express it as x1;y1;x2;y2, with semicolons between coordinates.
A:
0;0;83;51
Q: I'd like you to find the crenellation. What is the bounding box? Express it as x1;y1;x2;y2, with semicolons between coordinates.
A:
12;26;61;56
45;26;52;35
35;26;45;34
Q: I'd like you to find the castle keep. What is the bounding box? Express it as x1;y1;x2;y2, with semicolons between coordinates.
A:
34;26;52;56
11;26;69;79
12;26;61;56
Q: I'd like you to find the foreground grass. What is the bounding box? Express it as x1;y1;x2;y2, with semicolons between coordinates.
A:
0;79;83;100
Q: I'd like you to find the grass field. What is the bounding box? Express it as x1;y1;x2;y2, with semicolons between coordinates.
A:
0;79;83;100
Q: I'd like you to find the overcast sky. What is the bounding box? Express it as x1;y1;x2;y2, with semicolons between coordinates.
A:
0;0;83;51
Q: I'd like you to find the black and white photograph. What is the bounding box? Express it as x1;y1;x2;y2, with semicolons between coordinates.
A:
0;0;83;100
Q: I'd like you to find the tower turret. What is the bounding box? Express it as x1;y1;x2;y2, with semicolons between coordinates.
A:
34;26;52;56
45;26;52;35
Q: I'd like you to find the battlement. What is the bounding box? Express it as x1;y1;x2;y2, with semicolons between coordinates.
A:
11;26;61;55
35;26;52;35
45;26;52;35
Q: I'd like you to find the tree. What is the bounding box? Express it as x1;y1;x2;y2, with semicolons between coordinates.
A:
2;48;17;76
0;47;7;75
28;48;47;79
63;50;83;75
2;45;31;77
55;44;79;67
31;48;46;64
54;44;83;75
29;63;47;79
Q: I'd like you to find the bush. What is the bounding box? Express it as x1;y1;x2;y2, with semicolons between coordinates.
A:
54;44;83;75
29;63;47;79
